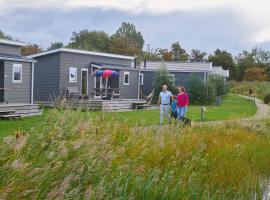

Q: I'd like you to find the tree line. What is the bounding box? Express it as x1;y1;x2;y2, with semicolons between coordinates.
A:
1;22;270;81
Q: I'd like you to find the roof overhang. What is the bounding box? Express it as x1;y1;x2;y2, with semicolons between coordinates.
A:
28;48;136;60
0;56;36;63
0;39;25;47
141;68;211;73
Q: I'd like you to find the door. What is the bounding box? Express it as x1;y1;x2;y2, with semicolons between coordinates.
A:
81;68;88;96
0;61;4;102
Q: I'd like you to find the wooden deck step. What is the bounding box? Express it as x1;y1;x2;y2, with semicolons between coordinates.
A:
0;110;15;115
0;114;21;120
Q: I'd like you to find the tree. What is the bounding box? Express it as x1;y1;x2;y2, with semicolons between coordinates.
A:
109;36;141;56
21;44;43;56
235;47;270;80
142;44;162;61
0;30;13;40
190;49;207;62
171;41;189;61
243;67;269;81
114;22;144;50
110;22;144;56
152;66;176;101
208;49;235;79
158;48;173;61
47;42;64;50
67;30;110;52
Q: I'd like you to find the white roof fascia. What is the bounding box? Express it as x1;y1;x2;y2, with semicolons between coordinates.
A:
0;39;25;46
0;56;36;63
28;48;135;60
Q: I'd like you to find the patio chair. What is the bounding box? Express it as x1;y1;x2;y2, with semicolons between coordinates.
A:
66;86;81;106
112;88;121;99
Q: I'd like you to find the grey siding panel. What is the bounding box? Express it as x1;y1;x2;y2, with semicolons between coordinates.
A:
0;44;21;55
119;70;139;99
0;61;4;102
34;53;60;102
141;71;154;96
59;52;136;98
3;61;31;103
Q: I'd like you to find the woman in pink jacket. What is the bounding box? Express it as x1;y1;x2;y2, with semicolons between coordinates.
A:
177;86;189;121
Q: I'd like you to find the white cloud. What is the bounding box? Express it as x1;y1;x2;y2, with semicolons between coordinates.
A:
1;0;270;48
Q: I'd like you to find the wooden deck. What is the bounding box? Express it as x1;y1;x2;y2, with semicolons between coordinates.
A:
0;103;42;118
38;99;147;112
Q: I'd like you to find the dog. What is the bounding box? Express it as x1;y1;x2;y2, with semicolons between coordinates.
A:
182;117;192;126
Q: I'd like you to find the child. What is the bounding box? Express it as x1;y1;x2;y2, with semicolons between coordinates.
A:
171;95;178;121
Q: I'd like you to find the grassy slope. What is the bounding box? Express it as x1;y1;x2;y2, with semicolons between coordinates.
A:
230;81;270;99
0;94;257;139
1;110;270;199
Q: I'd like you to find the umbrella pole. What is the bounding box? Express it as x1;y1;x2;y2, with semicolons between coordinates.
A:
106;78;108;97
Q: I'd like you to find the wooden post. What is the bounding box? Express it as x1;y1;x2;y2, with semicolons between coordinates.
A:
201;106;206;121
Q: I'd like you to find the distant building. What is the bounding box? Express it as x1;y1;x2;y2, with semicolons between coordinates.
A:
139;61;228;95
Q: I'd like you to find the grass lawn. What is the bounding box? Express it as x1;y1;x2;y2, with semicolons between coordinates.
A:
0;94;257;139
106;94;257;125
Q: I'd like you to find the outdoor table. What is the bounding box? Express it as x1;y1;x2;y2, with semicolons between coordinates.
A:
132;102;146;109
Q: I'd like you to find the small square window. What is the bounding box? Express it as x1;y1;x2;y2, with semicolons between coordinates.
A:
69;67;77;83
124;72;130;85
12;64;22;83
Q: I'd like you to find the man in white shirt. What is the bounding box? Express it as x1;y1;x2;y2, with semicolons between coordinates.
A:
157;84;172;124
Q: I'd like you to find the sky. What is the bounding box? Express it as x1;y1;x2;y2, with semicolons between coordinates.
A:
1;0;270;55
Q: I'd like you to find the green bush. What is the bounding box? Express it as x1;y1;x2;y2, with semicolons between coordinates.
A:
187;74;207;104
152;66;177;101
206;82;217;104
264;93;270;104
187;74;217;105
209;76;229;96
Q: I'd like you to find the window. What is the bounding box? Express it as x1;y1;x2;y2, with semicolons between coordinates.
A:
12;64;22;83
169;74;175;86
139;73;144;85
69;67;77;83
124;72;130;85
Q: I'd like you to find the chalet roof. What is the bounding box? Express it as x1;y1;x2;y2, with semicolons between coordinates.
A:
210;66;229;77
0;53;36;63
0;39;25;47
140;61;212;72
28;48;135;60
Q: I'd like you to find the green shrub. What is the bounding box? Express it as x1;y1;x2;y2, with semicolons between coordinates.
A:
206;82;217;104
209;76;229;96
187;74;207;104
152;66;177;101
264;93;270;104
187;74;217;105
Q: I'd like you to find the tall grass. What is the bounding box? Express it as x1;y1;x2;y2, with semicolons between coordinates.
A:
230;81;270;98
1;109;270;199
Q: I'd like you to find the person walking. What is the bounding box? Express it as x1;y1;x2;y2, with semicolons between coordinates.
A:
157;84;172;125
176;86;189;121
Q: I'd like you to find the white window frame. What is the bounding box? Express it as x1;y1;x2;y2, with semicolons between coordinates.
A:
12;64;22;83
169;74;175;86
139;73;144;85
123;71;130;85
69;67;77;83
